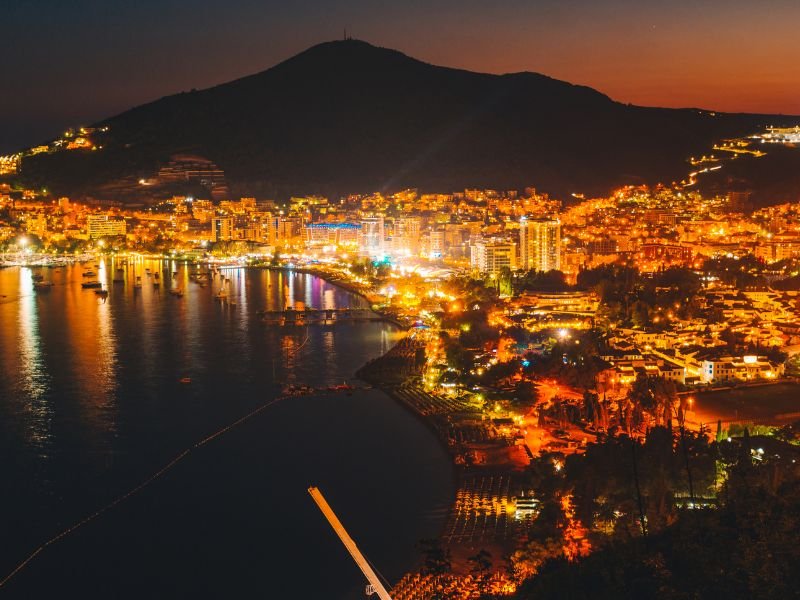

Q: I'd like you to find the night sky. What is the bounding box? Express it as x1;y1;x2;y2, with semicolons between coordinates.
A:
2;0;799;153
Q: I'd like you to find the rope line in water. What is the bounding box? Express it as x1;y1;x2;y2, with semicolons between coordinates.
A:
0;395;288;589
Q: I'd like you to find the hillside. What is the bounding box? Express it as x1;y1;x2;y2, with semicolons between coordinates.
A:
18;39;799;201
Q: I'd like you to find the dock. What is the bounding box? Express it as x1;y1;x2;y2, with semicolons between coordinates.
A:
259;307;382;325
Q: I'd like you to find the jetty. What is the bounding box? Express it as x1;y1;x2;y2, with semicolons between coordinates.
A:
259;307;383;325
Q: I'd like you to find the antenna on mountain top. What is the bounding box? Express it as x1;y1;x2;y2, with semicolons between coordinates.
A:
343;27;352;41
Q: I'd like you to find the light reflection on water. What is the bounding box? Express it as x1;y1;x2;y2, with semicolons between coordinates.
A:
1;261;376;459
16;267;52;450
0;261;450;600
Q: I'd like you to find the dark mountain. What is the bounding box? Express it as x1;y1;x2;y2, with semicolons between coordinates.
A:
697;145;800;207
18;39;799;201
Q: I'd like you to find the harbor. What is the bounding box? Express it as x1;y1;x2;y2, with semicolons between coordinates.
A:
0;263;452;599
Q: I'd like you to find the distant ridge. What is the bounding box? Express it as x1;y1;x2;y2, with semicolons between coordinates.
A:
17;39;799;201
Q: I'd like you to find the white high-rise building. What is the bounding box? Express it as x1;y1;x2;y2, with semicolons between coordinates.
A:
393;216;422;256
520;217;561;272
359;216;385;259
212;217;233;242
470;239;517;276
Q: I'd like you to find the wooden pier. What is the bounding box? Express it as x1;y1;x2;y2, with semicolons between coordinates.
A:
259;307;382;325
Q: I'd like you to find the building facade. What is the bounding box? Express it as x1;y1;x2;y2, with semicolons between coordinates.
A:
520;217;560;272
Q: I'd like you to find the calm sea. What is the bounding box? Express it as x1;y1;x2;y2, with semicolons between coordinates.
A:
0;260;453;598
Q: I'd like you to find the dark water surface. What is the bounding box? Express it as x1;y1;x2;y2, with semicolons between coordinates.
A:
0;260;453;598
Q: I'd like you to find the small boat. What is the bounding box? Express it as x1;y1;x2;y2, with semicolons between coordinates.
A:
82;271;96;277
215;290;228;301
33;281;54;290
169;289;184;297
94;289;109;298
82;281;103;289
32;274;45;282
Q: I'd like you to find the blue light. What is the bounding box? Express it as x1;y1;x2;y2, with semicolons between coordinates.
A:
521;360;530;368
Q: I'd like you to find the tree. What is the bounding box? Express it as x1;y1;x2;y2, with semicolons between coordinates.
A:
468;549;493;576
515;380;538;405
497;266;513;296
417;538;452;575
270;248;281;266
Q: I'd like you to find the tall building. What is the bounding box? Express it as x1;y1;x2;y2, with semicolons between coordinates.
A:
359;216;385;259
727;191;752;213
393;216;422;256
252;212;276;245
520;217;561;272
470;239;517;276
212;217;233;242
276;216;304;246
87;215;127;238
425;230;445;259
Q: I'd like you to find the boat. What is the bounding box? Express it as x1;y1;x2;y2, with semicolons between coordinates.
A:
33;281;54;290
169;288;184;297
82;281;103;289
94;289;109;298
215;290;228;301
82;271;96;277
32;274;44;282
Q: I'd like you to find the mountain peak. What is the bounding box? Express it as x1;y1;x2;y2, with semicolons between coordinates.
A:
19;40;797;203
269;37;425;76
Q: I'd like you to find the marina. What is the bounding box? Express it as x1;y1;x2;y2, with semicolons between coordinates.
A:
0;264;452;599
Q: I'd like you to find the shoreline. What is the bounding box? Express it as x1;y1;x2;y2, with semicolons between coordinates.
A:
262;264;409;330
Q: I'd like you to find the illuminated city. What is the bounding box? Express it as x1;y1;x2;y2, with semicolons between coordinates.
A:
1;2;800;599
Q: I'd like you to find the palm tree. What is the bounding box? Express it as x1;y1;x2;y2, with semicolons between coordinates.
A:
498;266;513;296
